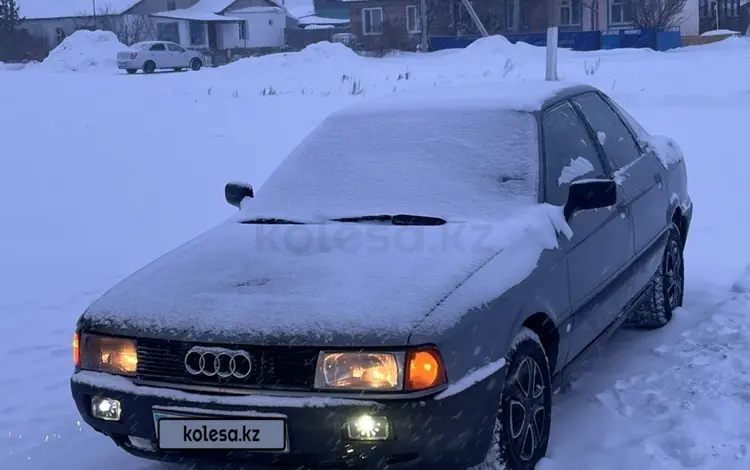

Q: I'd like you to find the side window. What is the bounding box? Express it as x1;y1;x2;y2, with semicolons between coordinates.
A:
167;44;185;52
606;96;650;143
542;101;607;206
150;43;166;51
571;93;642;170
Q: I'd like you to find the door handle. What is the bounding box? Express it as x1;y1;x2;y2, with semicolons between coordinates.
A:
617;201;628;214
654;173;663;184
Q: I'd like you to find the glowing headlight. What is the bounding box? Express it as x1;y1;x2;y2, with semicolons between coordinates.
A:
80;334;138;376
314;352;404;391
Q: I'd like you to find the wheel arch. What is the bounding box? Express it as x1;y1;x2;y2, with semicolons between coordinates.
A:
670;207;689;248
519;311;560;374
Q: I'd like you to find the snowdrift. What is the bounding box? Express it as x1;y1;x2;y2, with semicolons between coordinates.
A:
226;41;362;74
35;30;126;73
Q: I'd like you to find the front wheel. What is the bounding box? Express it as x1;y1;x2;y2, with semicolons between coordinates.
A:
189;58;202;71
481;327;552;470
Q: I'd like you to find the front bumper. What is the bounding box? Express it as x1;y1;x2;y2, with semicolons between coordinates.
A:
71;370;503;469
116;60;139;69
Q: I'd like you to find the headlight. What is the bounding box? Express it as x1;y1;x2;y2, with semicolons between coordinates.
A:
314;347;447;392
79;333;138;376
314;352;404;391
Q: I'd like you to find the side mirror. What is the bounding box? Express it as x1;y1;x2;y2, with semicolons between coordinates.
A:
564;179;617;220
225;181;254;208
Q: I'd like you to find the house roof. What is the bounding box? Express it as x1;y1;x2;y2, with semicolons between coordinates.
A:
17;0;143;20
297;14;350;25
151;9;243;21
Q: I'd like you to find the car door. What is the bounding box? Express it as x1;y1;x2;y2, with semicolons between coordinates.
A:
541;101;636;363
167;43;187;68
148;42;169;68
570;93;670;292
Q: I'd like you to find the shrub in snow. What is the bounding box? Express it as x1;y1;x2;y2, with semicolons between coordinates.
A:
35;30;126;73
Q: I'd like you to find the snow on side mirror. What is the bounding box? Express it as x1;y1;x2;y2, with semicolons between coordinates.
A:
225;181;254;208
564;179;617;220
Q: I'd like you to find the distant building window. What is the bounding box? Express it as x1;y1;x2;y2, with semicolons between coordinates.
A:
362;7;383;35
167;0;176;10
157;22;180;43
505;0;515;30
239;21;247;40
609;0;633;25
189;21;206;46
725;0;739;17
405;5;421;33
55;27;66;45
560;0;581;26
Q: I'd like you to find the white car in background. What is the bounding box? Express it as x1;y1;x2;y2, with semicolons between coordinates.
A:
117;41;203;74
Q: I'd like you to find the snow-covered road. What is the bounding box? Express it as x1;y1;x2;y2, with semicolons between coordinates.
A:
2;35;750;470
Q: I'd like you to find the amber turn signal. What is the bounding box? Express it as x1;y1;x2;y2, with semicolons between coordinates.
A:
405;347;447;391
73;332;80;367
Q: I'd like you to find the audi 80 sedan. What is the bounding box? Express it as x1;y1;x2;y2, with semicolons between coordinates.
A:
70;81;691;470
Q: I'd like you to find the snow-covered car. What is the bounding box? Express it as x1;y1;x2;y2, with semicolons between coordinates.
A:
116;41;203;74
70;81;692;470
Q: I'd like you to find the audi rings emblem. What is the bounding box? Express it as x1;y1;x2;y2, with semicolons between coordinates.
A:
184;346;253;379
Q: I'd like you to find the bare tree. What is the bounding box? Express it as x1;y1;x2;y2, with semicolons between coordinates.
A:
111;14;156;45
579;0;601;30
629;0;687;28
412;0;447;40
72;6;155;44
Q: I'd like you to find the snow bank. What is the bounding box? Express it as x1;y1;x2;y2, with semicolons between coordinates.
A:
35;30;126;73
460;34;545;66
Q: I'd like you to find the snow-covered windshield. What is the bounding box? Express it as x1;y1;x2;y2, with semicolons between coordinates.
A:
244;107;540;222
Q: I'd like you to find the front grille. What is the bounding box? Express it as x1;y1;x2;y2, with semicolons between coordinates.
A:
136;337;318;390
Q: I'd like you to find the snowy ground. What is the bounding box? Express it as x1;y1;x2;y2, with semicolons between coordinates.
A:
2;35;750;470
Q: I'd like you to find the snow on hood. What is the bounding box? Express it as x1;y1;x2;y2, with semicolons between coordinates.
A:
83;206;559;345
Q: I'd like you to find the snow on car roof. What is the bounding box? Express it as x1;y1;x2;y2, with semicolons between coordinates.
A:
17;0;143;19
333;80;582;117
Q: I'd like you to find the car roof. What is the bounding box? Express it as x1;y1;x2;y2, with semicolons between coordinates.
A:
331;81;600;118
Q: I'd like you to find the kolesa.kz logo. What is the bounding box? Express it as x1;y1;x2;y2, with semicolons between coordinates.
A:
182;424;261;443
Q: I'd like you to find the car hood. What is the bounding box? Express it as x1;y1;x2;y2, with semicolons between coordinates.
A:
82;211;556;347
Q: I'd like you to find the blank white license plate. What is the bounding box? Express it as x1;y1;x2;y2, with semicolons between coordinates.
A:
157;417;287;450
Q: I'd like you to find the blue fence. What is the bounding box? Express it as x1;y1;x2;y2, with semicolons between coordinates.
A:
429;28;682;52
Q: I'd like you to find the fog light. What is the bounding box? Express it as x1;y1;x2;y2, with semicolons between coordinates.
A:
346;415;390;441
91;396;121;421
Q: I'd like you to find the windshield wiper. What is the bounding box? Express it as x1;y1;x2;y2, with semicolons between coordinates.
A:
331;214;446;226
240;218;305;225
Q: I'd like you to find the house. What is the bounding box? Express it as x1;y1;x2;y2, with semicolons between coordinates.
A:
16;0;158;47
150;0;291;50
698;0;750;34
344;0;701;51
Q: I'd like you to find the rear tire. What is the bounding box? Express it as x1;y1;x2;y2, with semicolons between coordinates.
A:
126;69;137;74
142;61;156;74
628;222;684;329
189;58;202;71
480;327;552;470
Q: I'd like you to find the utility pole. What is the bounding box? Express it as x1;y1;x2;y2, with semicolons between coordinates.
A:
545;0;559;81
460;0;489;37
420;0;428;52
